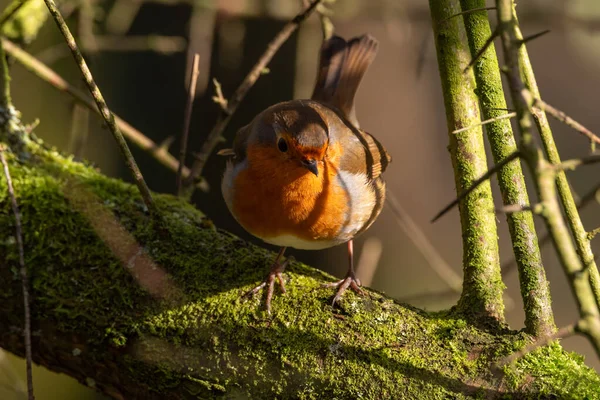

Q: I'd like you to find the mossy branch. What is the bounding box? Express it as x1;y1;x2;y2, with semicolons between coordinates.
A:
495;0;600;357
428;0;504;326
459;0;554;338
1;118;599;398
513;19;600;307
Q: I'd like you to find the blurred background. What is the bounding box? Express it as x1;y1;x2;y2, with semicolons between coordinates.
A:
1;0;600;398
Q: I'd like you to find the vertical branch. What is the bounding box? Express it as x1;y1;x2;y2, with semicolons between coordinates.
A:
429;0;505;325
42;0;157;216
0;148;34;400
496;0;600;356
514;13;600;309
176;53;200;196
460;0;555;337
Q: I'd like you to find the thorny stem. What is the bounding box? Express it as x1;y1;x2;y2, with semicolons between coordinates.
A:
513;11;600;310
429;0;505;325
181;0;322;195
460;0;554;337
0;148;34;400
43;0;158;216
176;53;200;196
496;0;600;357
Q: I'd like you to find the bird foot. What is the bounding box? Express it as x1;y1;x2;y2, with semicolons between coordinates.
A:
243;257;292;314
322;274;364;306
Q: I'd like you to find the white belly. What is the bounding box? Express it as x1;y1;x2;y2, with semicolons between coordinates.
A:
261;233;344;250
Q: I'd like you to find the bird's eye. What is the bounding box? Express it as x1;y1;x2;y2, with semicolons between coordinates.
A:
277;138;288;152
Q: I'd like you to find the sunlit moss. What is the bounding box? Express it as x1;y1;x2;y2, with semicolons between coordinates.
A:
0;128;599;398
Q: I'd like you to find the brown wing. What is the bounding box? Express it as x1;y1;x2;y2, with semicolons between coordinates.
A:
311;34;378;128
338;126;391;181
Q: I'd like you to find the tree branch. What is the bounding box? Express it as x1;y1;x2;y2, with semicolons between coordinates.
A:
496;0;600;357
460;0;554;337
513;9;600;310
429;0;504;326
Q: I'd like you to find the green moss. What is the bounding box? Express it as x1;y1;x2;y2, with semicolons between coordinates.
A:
0;132;599;398
460;0;554;338
429;0;504;325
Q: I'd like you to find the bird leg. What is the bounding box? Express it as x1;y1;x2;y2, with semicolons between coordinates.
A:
322;240;364;305
243;247;289;314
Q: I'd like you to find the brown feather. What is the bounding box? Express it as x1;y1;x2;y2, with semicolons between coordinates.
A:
311;34;378;128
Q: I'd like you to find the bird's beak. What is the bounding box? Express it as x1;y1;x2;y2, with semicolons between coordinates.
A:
302;159;319;177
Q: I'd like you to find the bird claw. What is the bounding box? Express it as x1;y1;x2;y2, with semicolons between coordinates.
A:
322;274;363;306
243;258;291;314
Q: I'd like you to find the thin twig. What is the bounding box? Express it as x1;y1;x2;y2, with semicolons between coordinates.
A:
554;154;600;171
519;29;550;45
176;53;200;196
0;148;34;400
386;191;462;292
589;227;600;241
211;78;227;111
431;150;521;222
496;323;575;368
495;203;537;214
68;102;89;159
1;38;200;186
43;0;158;215
531;97;600;147
439;6;496;24
452;112;516;134
182;0;322;194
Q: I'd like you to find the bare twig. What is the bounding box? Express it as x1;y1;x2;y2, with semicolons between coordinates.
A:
176;53;200;196
1;39;200;187
496;203;538;214
43;0;158;215
386;191;462;292
452;112;516;134
519;29;550;45
68;102;89;159
44;0;157;215
554;154;600;171
211;78;227;111
0;148;34;400
589;227;600;241
496;324;575;368
531;97;600;147
182;0;322;194
439;6;496;24
431;150;521;222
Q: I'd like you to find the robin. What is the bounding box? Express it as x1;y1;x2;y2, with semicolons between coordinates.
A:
220;34;390;313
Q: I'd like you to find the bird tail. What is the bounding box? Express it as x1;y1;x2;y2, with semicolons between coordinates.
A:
311;34;379;128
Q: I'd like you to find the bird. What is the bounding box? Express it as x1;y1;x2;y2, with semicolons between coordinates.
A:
220;33;390;313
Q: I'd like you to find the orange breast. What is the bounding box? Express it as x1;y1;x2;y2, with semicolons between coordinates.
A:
231;142;349;242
